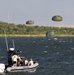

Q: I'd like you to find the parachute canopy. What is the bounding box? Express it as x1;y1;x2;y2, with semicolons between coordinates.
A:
52;15;63;21
26;20;34;25
46;30;55;38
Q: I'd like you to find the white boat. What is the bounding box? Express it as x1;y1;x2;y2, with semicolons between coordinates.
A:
5;48;39;73
0;47;39;73
6;62;39;72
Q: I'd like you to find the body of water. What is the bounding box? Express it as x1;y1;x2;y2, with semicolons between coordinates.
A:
0;37;74;75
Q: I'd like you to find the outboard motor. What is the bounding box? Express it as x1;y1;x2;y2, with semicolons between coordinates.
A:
0;63;5;73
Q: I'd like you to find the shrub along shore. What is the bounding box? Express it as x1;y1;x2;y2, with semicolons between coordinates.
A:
0;21;74;37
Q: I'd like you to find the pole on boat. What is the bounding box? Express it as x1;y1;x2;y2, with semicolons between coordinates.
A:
12;39;15;49
4;31;9;51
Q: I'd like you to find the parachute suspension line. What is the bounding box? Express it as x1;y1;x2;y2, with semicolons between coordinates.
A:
4;31;9;51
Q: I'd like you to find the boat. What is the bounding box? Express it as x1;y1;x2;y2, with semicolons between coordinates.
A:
0;47;39;73
0;39;39;73
5;48;39;73
0;32;39;73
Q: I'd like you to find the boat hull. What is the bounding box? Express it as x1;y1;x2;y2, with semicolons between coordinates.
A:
6;63;39;72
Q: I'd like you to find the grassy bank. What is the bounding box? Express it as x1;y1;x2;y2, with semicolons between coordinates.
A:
0;34;46;37
0;34;74;37
55;34;74;37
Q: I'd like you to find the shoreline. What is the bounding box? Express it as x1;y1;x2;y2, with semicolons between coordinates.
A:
0;34;74;37
0;34;46;37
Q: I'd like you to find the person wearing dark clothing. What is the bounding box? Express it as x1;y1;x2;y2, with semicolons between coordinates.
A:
7;48;17;66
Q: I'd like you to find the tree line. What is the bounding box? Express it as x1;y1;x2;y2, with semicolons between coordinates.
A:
0;21;74;36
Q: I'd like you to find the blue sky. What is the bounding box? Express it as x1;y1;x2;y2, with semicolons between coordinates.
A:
0;0;74;27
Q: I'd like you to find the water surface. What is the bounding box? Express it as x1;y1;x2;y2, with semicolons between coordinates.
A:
0;37;74;75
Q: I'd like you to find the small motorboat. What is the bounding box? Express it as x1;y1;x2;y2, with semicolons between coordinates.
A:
0;47;39;73
5;48;39;73
0;34;39;73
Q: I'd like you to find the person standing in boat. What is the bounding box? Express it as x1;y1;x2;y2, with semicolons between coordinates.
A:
8;48;16;66
12;53;18;67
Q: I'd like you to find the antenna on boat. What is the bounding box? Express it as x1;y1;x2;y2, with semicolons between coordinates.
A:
4;31;9;51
